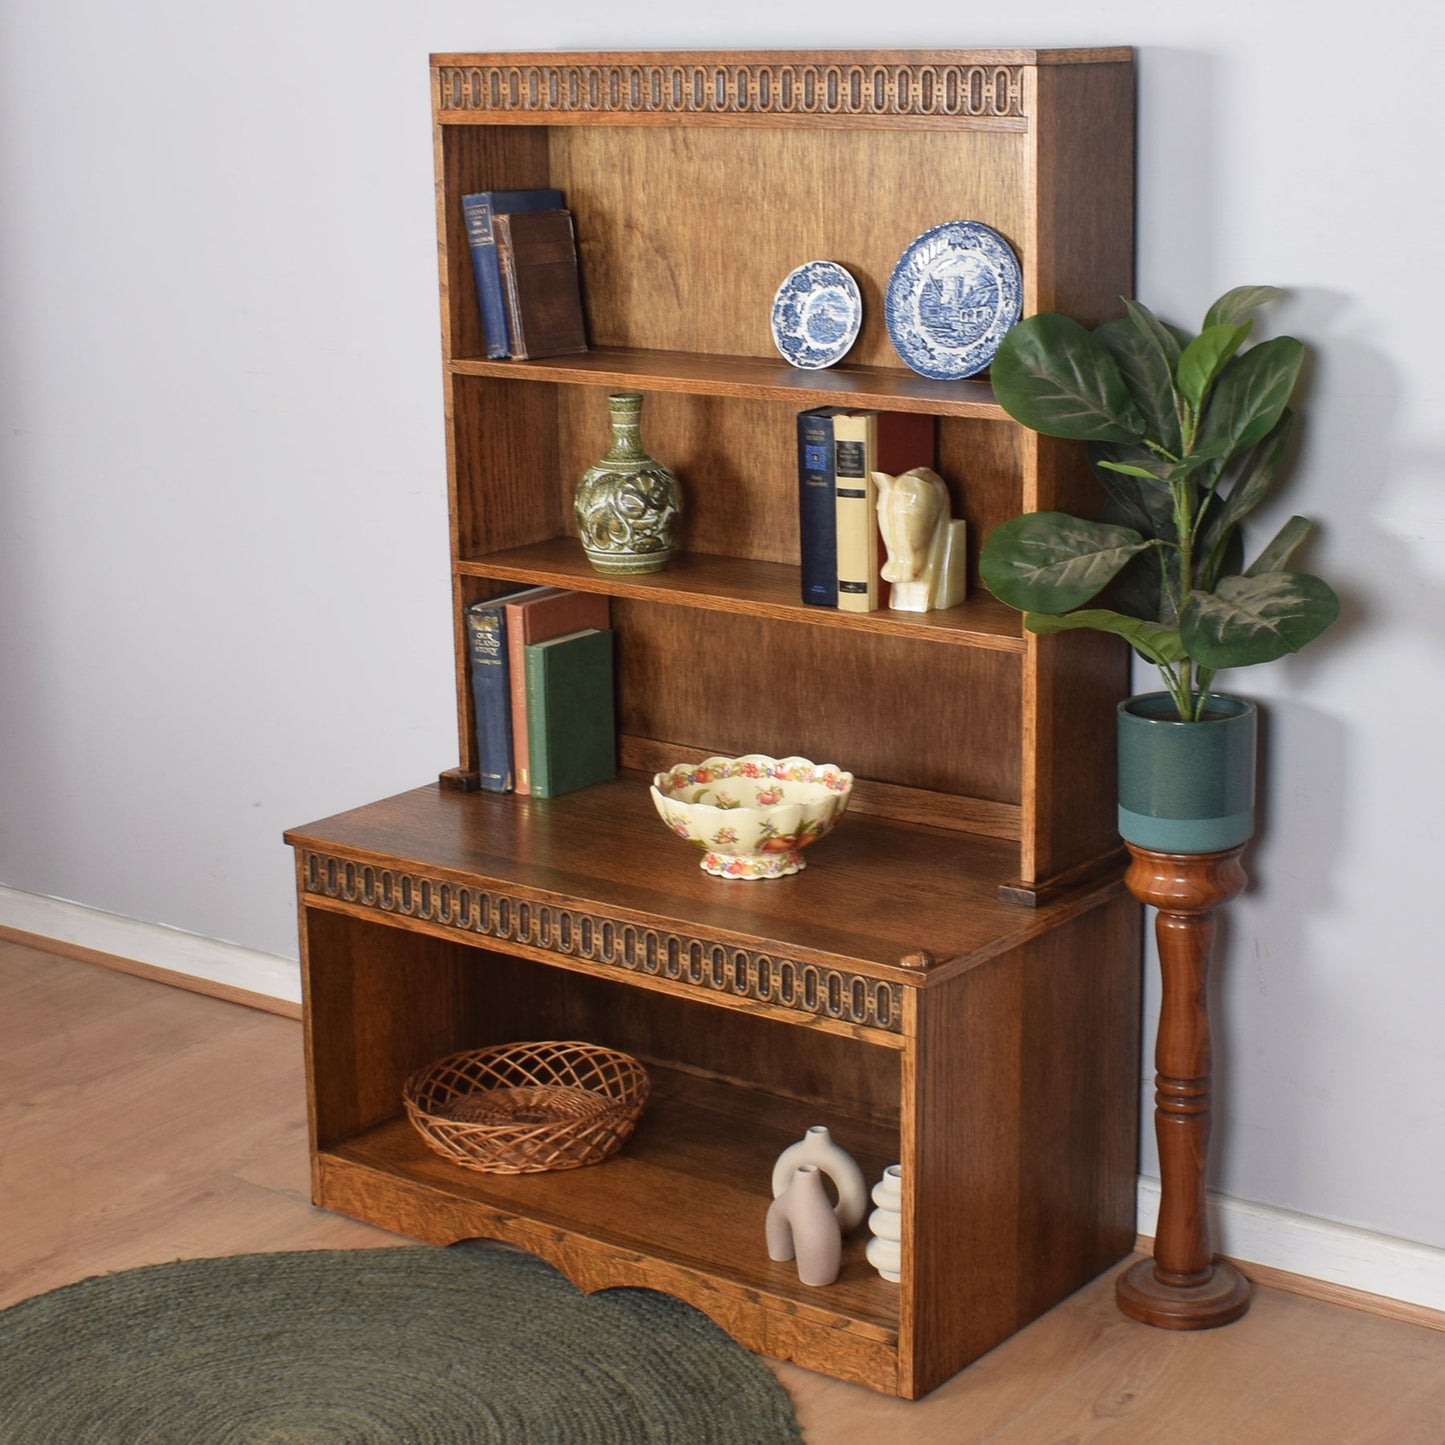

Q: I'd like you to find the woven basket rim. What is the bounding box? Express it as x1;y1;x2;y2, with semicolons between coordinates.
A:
403;1040;650;1174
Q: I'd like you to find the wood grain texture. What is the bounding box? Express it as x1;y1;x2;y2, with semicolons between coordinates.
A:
432;48;1136;894
292;46;1149;1398
11;943;1445;1439
1117;845;1252;1330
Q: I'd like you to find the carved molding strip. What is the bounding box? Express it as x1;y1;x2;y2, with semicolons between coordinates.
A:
299;850;903;1034
437;61;1025;122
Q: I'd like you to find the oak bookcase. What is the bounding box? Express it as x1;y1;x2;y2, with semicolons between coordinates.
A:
287;49;1142;1399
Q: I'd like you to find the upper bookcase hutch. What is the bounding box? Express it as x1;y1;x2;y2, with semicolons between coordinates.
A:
287;49;1140;1399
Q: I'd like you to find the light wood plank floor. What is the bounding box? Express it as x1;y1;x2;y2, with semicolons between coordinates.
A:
4;939;1444;1443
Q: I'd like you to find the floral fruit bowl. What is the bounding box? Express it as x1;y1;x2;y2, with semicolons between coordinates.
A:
649;754;854;880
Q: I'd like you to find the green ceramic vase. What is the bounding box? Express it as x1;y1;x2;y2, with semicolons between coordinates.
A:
1116;692;1258;854
573;392;681;575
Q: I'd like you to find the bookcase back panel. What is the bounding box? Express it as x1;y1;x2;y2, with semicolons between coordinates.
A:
613;601;1022;803
440;125;553;360
547;125;1030;365
555;389;799;565
452;377;565;557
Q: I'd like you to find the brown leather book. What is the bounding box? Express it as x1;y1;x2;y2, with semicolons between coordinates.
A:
493;209;588;360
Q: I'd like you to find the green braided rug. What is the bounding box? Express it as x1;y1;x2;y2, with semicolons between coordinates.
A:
0;1244;804;1444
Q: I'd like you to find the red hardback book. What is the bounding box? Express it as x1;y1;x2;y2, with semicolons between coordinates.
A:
832;410;936;612
505;589;611;793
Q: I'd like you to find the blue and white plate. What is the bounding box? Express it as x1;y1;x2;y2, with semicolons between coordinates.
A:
770;261;863;370
885;221;1022;380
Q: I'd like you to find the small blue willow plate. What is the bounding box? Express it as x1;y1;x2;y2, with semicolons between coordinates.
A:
885;221;1022;380
770;261;863;369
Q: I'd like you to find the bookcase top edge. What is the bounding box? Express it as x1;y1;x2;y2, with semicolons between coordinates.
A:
429;48;1134;68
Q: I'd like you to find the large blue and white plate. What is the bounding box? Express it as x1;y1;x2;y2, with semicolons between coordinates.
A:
885;221;1022;380
770;261;863;369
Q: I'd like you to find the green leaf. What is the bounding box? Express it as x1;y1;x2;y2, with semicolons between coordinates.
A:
1090;442;1177;538
1246;515;1315;576
1026;608;1187;665
1122;298;1183;368
1195;335;1304;461
1203;285;1284;329
990;314;1149;443
1096;317;1183;454
979;511;1150;613
1099;439;1232;486
1195;410;1295;582
1095;459;1165;480
1176;322;1252;412
1179;571;1340;669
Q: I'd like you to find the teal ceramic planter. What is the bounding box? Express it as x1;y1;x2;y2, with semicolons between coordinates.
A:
1117;692;1257;854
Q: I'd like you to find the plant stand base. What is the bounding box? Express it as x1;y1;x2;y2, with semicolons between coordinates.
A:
1121;842;1252;1331
1116;1255;1251;1329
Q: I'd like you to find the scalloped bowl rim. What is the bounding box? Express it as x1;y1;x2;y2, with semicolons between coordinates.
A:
650;753;854;815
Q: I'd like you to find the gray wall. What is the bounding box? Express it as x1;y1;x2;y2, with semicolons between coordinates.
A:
2;4;1441;1252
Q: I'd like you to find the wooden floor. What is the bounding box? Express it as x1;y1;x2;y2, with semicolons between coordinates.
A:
4;939;1445;1443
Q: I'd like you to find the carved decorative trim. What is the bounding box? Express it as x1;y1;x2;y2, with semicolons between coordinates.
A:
436;61;1025;122
299;850;903;1034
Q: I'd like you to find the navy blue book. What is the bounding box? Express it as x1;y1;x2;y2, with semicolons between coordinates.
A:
463;586;555;791
461;189;564;358
797;407;841;607
464;596;515;791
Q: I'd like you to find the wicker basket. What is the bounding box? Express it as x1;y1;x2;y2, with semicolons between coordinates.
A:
403;1041;650;1175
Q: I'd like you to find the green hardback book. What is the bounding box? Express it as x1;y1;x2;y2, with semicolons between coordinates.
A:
523;627;617;798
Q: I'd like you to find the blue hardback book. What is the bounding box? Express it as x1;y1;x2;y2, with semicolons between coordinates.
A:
461;189;565;358
797;407;841;607
464;596;515;791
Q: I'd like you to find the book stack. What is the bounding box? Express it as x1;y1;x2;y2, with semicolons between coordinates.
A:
461;188;588;360
796;408;936;612
463;588;616;797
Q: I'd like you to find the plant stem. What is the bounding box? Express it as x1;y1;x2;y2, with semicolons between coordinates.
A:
1171;478;1196;712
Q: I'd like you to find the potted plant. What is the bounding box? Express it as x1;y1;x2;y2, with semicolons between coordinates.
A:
978;285;1339;853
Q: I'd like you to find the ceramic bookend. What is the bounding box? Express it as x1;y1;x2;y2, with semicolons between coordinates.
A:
769;1124;867;1233
866;1164;903;1283
766;1164;843;1286
874;467;967;612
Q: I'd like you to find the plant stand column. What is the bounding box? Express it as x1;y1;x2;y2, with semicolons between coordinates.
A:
1116;843;1252;1329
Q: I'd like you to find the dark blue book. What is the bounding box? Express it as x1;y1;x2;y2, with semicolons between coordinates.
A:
464;596;515;791
798;407;841;607
460;188;564;358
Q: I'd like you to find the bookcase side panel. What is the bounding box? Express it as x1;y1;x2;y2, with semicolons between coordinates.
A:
1030;58;1135;323
900;888;1140;1396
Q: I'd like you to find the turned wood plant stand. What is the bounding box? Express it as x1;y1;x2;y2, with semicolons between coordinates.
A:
1116;844;1252;1329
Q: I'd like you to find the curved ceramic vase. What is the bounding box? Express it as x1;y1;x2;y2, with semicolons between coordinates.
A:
765;1164;843;1286
770;1125;867;1233
573;392;681;575
865;1164;903;1283
1117;692;1258;854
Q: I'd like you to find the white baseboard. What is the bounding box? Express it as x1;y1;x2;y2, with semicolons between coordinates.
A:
0;885;300;1006
1136;1176;1445;1316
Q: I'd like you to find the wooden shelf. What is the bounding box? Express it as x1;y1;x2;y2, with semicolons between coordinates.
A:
319;1063;902;1335
285;780;1079;987
449;346;1005;417
456;539;1026;652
